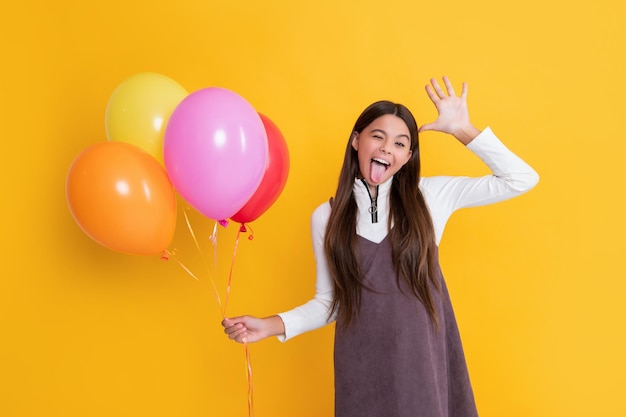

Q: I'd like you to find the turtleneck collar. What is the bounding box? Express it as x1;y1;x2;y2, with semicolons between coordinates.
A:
353;177;393;196
353;177;393;224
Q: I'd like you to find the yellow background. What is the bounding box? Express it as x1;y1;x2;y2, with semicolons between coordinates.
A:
1;1;624;416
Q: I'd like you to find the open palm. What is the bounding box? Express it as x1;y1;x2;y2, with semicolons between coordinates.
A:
419;76;472;135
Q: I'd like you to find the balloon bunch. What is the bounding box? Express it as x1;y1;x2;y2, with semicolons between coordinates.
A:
66;72;290;417
66;72;290;256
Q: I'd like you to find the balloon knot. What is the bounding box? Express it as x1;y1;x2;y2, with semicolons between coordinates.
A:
239;224;247;233
218;219;229;228
243;223;254;240
160;250;170;261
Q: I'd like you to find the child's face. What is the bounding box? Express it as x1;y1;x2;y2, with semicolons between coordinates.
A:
351;114;413;186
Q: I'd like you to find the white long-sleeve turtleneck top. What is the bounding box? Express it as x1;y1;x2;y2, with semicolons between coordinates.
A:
277;127;539;341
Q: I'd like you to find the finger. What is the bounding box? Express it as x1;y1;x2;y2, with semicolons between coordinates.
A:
461;81;468;99
418;122;434;132
442;76;456;97
222;317;238;327
229;328;247;340
430;78;447;98
224;323;244;335
223;316;249;328
424;85;440;102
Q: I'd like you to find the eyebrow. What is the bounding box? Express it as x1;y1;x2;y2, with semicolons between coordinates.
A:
370;129;410;141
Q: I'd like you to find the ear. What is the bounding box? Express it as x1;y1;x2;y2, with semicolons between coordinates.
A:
400;149;413;167
351;132;359;150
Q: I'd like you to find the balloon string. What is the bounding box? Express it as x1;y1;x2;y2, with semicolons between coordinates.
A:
223;223;255;417
210;220;224;316
182;208;223;315
161;250;199;281
209;221;218;270
244;341;255;417
161;249;224;318
168;213;256;417
222;225;240;315
222;223;254;316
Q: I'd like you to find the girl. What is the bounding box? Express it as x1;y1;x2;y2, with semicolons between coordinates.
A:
223;76;539;417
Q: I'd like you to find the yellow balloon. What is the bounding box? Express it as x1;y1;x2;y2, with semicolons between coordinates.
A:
105;72;188;165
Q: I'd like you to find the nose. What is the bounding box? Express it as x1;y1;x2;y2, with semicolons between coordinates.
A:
380;140;390;154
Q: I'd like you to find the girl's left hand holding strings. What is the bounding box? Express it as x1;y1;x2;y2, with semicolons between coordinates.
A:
222;315;285;344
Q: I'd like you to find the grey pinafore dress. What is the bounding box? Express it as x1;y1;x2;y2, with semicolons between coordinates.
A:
333;235;478;417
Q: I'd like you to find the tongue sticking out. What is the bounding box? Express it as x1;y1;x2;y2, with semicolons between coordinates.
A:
370;160;387;183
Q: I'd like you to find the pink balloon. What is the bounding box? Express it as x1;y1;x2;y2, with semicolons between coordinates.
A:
163;88;268;220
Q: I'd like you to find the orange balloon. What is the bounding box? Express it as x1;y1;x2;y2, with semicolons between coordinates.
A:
66;141;177;256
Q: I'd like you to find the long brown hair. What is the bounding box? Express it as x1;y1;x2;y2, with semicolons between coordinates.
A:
324;101;440;329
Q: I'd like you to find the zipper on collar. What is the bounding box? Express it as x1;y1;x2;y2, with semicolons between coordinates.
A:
360;179;379;224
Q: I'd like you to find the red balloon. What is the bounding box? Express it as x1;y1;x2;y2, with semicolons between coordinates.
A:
231;114;290;224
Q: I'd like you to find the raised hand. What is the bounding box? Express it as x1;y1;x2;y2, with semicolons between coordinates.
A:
419;76;480;145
